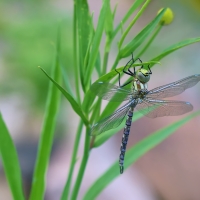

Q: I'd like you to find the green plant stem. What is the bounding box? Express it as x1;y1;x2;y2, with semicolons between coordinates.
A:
111;52;120;70
71;127;90;200
73;1;81;104
90;99;101;124
102;51;109;75
112;0;143;39
60;120;83;200
102;36;112;75
89;99;102;149
118;0;151;49
136;24;162;58
29;51;61;200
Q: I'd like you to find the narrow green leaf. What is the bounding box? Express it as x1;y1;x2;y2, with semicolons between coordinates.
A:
102;0;113;73
29;43;62;200
120;8;166;58
84;111;200;199
73;3;82;104
82;89;96;113
60;63;75;99
150;37;200;67
112;0;145;38
105;1;113;36
0;113;25;200
71;127;91;200
39;67;89;126
77;0;90;59
84;0;109;89
61;121;83;200
95;51;101;77
118;0;151;49
76;0;91;91
136;24;162;58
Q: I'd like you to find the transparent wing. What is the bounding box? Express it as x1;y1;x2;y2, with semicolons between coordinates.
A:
90;101;133;136
147;74;200;99
136;98;193;118
90;81;133;102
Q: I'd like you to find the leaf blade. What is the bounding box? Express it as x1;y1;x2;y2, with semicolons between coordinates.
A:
150;37;200;66
84;0;109;89
120;8;166;58
39;67;89;126
112;0;145;38
29;34;62;199
76;0;91;91
0;113;25;200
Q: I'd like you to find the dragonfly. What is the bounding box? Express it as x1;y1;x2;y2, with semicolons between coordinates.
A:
90;59;200;174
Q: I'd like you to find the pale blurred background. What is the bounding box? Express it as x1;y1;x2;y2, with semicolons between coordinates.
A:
0;0;200;200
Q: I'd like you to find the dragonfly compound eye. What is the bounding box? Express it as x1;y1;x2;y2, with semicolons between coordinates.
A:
136;69;150;83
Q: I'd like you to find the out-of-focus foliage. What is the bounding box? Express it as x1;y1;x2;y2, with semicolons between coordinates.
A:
0;2;73;110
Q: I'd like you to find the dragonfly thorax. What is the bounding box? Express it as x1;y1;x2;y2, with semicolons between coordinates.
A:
133;79;148;91
136;68;150;83
137;89;148;99
131;80;148;103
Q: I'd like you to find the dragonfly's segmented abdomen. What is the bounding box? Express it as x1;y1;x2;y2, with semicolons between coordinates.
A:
119;108;134;174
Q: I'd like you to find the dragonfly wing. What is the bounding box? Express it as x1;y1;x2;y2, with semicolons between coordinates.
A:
147;74;200;99
136;98;193;118
90;101;133;136
90;81;133;102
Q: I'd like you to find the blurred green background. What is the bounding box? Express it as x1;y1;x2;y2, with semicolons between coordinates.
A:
0;0;200;200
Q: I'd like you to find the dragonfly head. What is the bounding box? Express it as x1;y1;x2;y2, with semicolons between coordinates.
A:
136;68;151;83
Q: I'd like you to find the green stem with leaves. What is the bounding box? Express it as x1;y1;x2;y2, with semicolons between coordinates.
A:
60;121;83;200
73;1;81;104
137;24;163;58
71;128;90;200
118;0;151;49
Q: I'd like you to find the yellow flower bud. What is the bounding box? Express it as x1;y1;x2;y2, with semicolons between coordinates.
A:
157;8;174;25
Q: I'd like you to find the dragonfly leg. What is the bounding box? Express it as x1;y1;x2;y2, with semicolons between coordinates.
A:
137;58;152;74
121;80;133;88
127;53;135;75
147;64;152;74
115;69;121;87
128;55;144;75
123;56;135;76
137;57;144;69
115;69;132;87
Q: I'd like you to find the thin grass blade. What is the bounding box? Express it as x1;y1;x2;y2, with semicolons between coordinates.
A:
105;1;113;37
0;113;25;200
39;67;89;126
150;37;200;67
120;8;166;58
29;40;62;200
84;0;109;90
76;0;91;91
60;63;75;99
112;0;145;38
95;51;101;77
